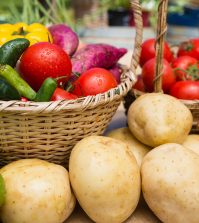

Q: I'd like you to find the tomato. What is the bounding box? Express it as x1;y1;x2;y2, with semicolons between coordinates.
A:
20;97;28;102
133;75;145;91
139;38;174;67
172;56;199;81
142;58;176;93
72;68;117;97
19;42;72;91
177;38;199;60
50;87;78;101
170;81;199;100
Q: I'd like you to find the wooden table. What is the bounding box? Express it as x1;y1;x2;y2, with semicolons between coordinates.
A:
65;199;161;223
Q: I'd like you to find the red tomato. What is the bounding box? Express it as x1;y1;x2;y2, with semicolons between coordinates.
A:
21;97;28;102
142;58;176;93
170;81;199;100
177;38;199;60
51;88;78;101
72;68;117;97
133;75;145;91
19;42;72;91
172;56;199;81
140;38;174;67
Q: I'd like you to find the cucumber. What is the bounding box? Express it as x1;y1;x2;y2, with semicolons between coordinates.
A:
0;38;30;67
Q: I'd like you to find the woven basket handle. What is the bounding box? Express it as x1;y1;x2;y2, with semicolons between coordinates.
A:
154;0;168;92
130;0;143;74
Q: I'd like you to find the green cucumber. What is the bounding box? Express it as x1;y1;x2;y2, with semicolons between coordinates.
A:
0;76;21;101
34;77;57;102
0;38;30;67
0;64;36;100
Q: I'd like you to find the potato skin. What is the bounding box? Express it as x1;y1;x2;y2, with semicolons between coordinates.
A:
0;159;75;223
182;134;199;155
141;143;199;223
127;93;193;147
69;136;141;223
106;127;151;167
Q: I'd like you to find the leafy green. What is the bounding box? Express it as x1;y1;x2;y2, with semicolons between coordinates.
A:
1;0;76;30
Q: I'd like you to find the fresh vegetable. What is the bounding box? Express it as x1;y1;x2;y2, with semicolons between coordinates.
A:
72;67;117;97
21;97;28;102
141;143;199;223
177;38;199;60
139;38;174;67
170;81;199;100
172;56;199;81
0;64;36;100
0;22;53;46
19;42;72;91
51;88;78;101
142;58;176;93
48;24;79;56
108;64;122;84
0;38;30;67
127;93;193;147
0;159;76;223
69;136;140;223
0;76;21;101
106;127;151;167
182;134;199;155
71;43;127;74
133;75;145;92
34;78;57;102
0;174;6;208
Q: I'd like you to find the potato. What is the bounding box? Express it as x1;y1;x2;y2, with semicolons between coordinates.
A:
69;136;141;223
182;134;199;155
127;93;193;147
106;127;151;167
0;159;76;223
141;143;199;223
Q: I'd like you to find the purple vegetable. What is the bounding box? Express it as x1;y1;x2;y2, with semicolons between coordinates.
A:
71;43;127;74
108;64;122;84
48;24;79;56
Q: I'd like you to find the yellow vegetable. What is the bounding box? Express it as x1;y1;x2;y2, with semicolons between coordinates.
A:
0;22;52;46
141;143;199;223
0;159;76;223
69;136;141;223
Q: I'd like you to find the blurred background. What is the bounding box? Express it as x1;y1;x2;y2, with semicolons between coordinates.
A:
0;0;198;48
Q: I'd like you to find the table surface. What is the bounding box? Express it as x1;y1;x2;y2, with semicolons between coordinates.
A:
65;201;161;223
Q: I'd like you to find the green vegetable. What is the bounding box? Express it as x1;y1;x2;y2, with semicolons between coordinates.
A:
0;174;6;207
34;77;57;102
0;76;21;101
0;64;36;100
0;38;30;67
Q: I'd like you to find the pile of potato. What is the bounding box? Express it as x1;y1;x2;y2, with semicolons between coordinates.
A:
0;93;198;223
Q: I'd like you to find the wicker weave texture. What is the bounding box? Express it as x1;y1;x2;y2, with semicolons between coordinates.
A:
125;0;199;133
0;99;120;166
0;0;143;166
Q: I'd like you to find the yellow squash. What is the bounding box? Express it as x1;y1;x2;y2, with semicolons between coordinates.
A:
0;22;53;46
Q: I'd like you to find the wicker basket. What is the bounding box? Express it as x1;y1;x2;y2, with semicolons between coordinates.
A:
0;1;143;167
124;0;199;134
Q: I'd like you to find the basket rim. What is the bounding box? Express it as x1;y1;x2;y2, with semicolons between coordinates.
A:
0;66;137;113
131;88;199;105
0;0;143;114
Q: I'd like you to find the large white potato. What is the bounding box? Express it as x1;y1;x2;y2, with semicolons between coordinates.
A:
69;136;141;223
0;159;76;223
106;127;151;167
141;143;199;223
127;93;193;147
182;134;199;155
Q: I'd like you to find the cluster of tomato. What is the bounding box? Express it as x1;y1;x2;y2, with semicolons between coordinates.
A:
19;42;118;101
133;38;199;100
